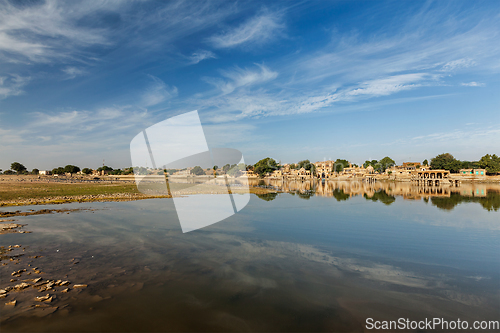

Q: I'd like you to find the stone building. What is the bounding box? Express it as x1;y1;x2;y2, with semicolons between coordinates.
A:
314;161;335;178
459;169;487;177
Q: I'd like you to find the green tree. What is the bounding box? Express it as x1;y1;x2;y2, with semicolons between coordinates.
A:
164;169;177;175
378;157;395;171
10;162;27;173
363;160;378;168
334;159;350;172
3;170;15;175
32;168;39;175
97;166;113;172
190;166;205;175
52;167;65;175
422;159;428;166
64;165;80;174
297;159;315;173
122;167;134;175
253;157;278;177
227;163;245;177
82;168;93;175
478;154;500;174
134;167;147;175
430;153;461;173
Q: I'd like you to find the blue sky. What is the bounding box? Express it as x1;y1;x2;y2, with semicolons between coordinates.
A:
0;0;499;170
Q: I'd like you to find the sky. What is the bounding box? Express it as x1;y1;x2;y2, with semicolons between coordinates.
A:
0;0;499;171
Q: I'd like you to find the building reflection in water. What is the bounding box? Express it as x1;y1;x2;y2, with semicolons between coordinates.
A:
247;178;500;211
164;176;499;211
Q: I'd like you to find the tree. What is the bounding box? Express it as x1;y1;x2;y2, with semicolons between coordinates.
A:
227;163;245;177
363;160;378;168
134;167;147;175
297;160;315;173
32;169;39;175
82;168;93;175
52;167;65;175
253;157;278;177
334;159;349;173
97;166;113;172
11;162;26;174
190;166;205;175
422;159;429;166
378;157;395;171
164;169;177;175
430;153;461;173
64;165;80;174
478;154;500;174
3;170;15;175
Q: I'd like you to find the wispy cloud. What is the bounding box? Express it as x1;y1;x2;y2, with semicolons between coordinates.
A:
62;66;86;80
188;50;216;65
197;72;431;122
0;1;117;63
141;75;178;107
209;11;284;49
196;4;500;123
0;74;30;99
441;58;476;72
204;64;278;94
461;82;484;87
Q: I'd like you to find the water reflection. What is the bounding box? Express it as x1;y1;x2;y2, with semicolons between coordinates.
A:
249;179;500;211
1;192;499;331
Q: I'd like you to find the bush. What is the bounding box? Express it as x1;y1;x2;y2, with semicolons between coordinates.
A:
190;166;205;175
82;168;93;175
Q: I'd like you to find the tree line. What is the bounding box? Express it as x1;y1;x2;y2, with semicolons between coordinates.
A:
429;153;500;174
2;153;498;177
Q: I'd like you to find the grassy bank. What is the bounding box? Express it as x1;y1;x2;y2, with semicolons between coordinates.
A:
0;175;275;207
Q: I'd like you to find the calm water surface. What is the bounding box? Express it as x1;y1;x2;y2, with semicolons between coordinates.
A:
1;182;499;332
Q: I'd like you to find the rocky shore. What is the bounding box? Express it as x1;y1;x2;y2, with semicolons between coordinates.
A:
0;193;169;207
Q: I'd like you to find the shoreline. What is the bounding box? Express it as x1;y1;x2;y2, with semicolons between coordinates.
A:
0;175;277;208
1;173;498;208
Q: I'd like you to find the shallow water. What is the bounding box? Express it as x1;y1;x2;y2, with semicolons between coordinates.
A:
1;184;499;332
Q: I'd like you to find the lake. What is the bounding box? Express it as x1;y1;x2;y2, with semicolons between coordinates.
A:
1;181;499;332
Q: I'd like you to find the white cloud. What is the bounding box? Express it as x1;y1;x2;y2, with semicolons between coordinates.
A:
205;64;278;94
442;58;476;72
0;1;116;62
197;73;429;121
62;66;86;80
209;11;284;49
141;75;178;107
0;74;30;99
461;82;484;87
188;50;216;64
0;128;24;146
